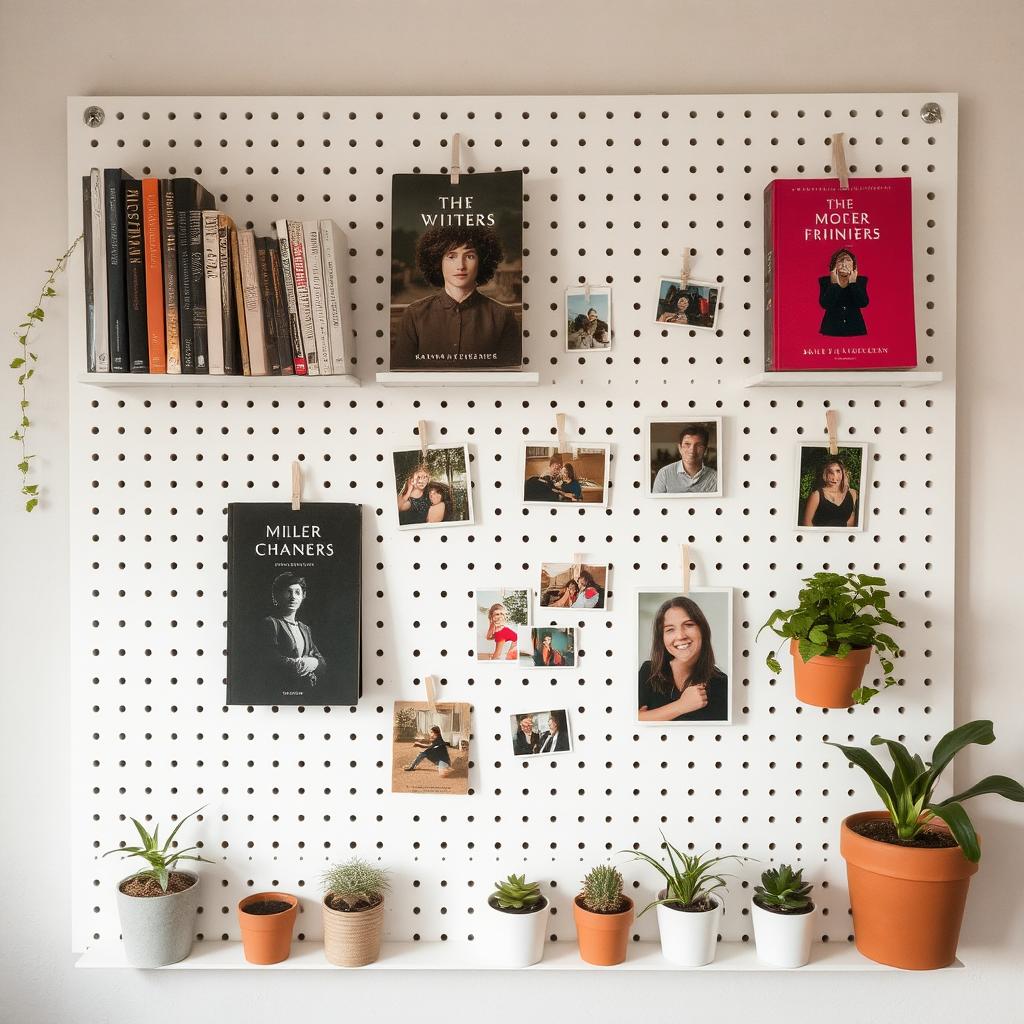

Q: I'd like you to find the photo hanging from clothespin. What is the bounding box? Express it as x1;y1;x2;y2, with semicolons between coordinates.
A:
681;542;691;595
826;409;839;455
450;133;461;186
555;412;568;457
573;553;583;579
831;132;850;190
425;674;438;709
418;419;429;461
291;460;302;512
680;248;692;288
583;280;591;302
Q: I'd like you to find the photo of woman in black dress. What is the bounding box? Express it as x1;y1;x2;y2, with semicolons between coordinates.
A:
802;457;858;528
796;444;866;531
261;572;326;691
818;248;869;336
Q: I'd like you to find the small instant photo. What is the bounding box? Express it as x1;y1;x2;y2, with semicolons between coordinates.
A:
636;588;733;726
538;561;609;612
646;417;723;498
655;278;721;331
474;588;531;662
393;444;474;530
519;626;578;669
565;286;612;352
795;443;868;532
521;442;610;507
391;700;471;795
509;708;573;757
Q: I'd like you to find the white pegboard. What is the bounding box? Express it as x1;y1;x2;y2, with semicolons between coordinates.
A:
67;93;957;958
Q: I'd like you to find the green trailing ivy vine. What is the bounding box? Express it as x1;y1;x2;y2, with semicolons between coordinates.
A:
10;236;82;512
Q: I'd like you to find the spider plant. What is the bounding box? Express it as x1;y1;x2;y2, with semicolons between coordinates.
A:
623;833;741;914
102;806;213;892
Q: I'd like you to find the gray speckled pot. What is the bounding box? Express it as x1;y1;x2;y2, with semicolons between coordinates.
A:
116;871;200;967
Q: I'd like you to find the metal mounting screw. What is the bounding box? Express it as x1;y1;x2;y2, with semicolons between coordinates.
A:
83;105;105;129
920;102;942;125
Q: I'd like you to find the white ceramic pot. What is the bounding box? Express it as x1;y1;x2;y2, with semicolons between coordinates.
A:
655;893;721;967
751;898;816;968
482;896;548;967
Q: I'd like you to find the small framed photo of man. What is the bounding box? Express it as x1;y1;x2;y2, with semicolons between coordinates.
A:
509;709;573;758
522;443;610;507
392;700;471;795
565;286;612;352
519;627;578;668
655;278;721;331
393;444;474;530
647;417;723;498
474;588;530;661
636;588;732;726
795;443;867;532
538;561;608;612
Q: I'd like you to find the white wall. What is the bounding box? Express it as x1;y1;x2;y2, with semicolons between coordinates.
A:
1;1;1021;1019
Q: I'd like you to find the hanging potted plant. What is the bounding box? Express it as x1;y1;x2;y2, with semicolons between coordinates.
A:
238;891;300;965
573;865;634;966
750;864;816;968
758;571;902;707
625;836;739;968
828;720;1024;969
102;806;213;968
321;857;390;967
482;873;549;967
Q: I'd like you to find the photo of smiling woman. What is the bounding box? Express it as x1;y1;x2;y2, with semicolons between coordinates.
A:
636;588;732;725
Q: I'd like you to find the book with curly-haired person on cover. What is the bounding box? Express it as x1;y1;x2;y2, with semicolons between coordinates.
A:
389;170;523;370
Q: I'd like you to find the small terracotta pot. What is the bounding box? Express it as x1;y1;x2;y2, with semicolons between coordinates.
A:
791;638;872;708
573;895;634;966
840;811;979;970
237;892;299;965
322;894;385;967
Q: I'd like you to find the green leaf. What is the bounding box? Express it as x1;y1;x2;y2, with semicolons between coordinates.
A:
10;357;25;368
825;740;895;801
851;686;877;704
927;722;995;788
766;654;782;675
22;485;38;495
797;638;828;662
131;817;156;852
927;802;979;862
17;461;28;475
163;805;205;853
25;497;38;512
871;736;918;792
28;308;44;320
808;625;829;646
154;865;170;892
935;775;1024;807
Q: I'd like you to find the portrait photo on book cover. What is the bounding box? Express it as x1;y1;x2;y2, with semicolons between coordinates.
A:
647;417;723;498
795;443;867;532
509;709;573;758
389;169;523;371
474;588;531;661
519;627;578;669
521;443;610;506
392;700;471;795
636;588;732;725
539;561;608;612
565;286;612;351
655;278;721;331
393;444;474;529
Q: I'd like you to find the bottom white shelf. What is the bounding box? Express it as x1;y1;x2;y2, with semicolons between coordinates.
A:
75;939;963;971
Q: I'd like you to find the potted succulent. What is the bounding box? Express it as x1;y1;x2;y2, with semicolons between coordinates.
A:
758;572;902;707
750;864;816;968
573;864;634;966
625;836;738;967
828;720;1024;969
102;806;213;967
483;873;549;967
238;891;300;965
321;857;390;967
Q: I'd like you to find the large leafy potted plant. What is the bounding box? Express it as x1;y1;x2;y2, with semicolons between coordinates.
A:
573;864;634;966
750;864;815;968
828;720;1024;969
321;857;390;967
624;836;738;967
483;873;549;967
758;572;901;707
102;806;213;967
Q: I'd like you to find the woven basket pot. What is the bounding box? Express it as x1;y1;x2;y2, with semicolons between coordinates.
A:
322;894;385;967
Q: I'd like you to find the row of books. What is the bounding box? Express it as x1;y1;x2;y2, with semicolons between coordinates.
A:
81;169;353;375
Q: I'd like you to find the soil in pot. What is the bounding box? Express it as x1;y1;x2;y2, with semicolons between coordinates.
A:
120;872;196;898
849;819;958;849
242;899;293;915
574;895;630;915
325;893;383;913
660;897;718;913
487;895;547;914
752;897;814;916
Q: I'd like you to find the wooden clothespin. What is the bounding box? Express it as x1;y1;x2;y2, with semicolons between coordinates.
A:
425;674;438;709
450;133;461;185
826;409;839;455
681;543;691;595
831;132;850;190
573;553;583;579
291;460;302;511
555;412;568;456
583;280;591;302
680;248;692;289
418;419;429;461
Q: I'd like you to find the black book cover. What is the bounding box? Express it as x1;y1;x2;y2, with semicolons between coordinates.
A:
187;209;209;373
268;245;295;375
218;216;242;375
82;176;96;372
103;168;130;372
123;178;149;372
255;238;282;375
226;502;362;706
172;178;215;372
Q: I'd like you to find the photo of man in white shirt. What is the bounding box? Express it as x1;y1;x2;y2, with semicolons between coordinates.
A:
650;421;721;496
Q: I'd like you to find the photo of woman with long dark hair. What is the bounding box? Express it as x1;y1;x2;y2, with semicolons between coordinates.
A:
796;443;866;531
818;247;869;336
802;457;858;528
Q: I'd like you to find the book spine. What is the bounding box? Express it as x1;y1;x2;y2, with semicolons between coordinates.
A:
255;238;282;375
226;503;236;704
82;176;96;372
103;169;129;372
230;227;251;375
237;230;267;375
159;180;181;373
304;221;332;374
319;219;350;374
268;245;295;375
218;216;241;375
202;211;224;374
123;178;149;373
763;183;775;372
141;179;166;373
89;170;109;372
287;220;319;375
273;219;307;374
188;210;209;373
175;205;195;372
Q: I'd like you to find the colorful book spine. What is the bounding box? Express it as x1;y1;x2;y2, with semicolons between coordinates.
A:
273;219;307;374
303;221;333;374
202;211;224;375
141;178;166;373
159;180;181;373
123;177;149;373
286;220;319;375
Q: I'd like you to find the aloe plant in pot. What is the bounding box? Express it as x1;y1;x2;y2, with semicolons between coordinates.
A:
750;865;816;968
758;572;902;707
484;873;549;967
828;720;1024;969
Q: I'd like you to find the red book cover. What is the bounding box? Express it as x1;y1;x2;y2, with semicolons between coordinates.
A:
141;178;166;373
764;177;917;370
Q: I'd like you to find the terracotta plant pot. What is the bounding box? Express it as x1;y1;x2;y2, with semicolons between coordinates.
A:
840;811;979;969
573;895;634;966
790;638;872;709
237;892;299;965
322;894;385;967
